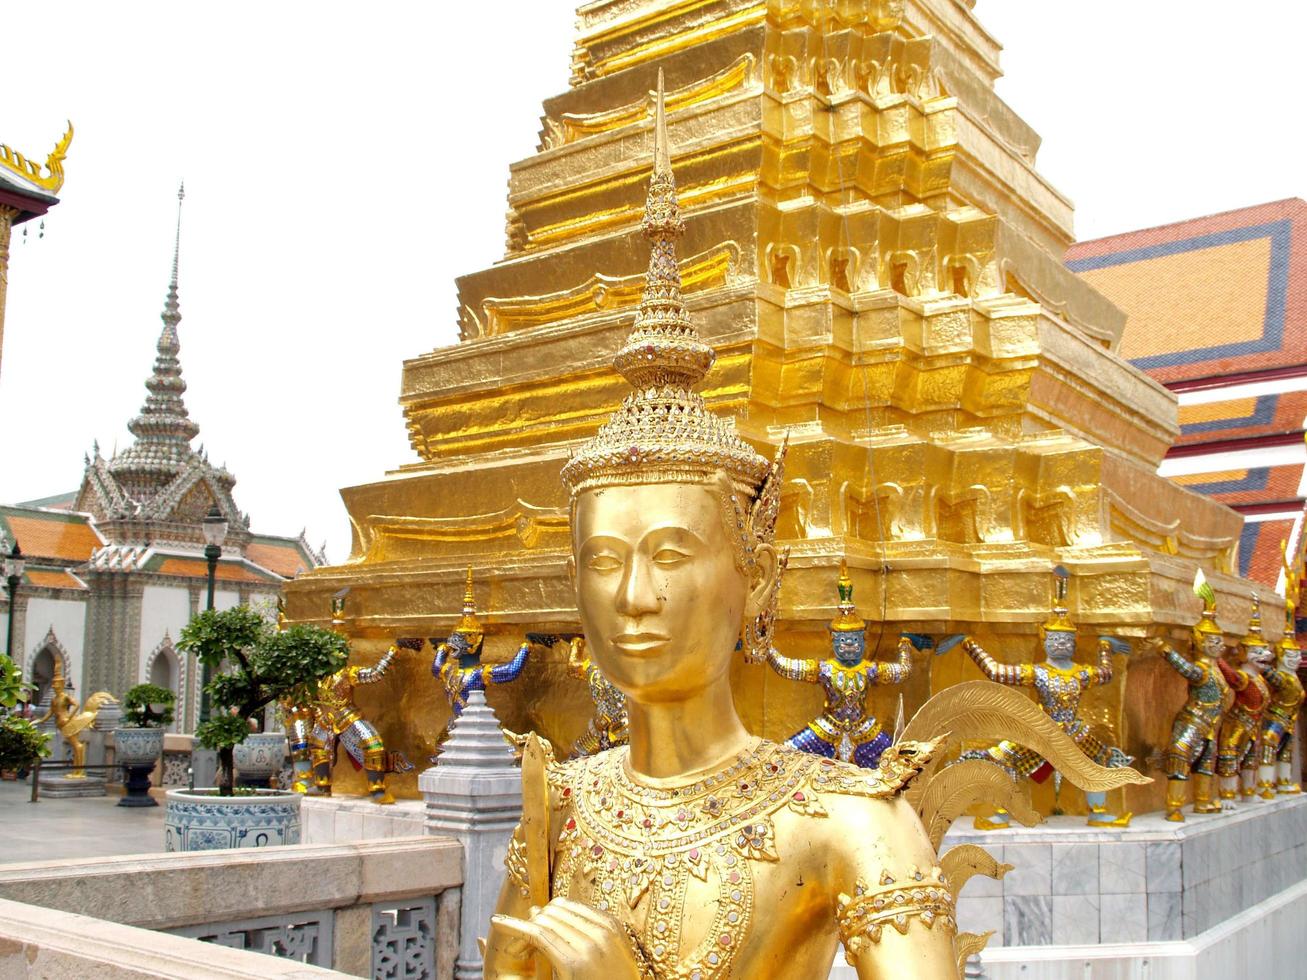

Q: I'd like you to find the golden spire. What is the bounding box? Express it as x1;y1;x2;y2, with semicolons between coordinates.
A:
1192;569;1222;637
0;122;73;195
1241;593;1265;650
454;566;484;639
1041;565;1076;635
560;69;770;498
829;559;866;632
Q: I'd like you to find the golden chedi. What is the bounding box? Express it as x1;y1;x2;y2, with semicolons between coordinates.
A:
482;78;1145;980
284;0;1278;817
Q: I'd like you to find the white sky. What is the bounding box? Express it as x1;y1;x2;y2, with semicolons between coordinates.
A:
2;1;1304;564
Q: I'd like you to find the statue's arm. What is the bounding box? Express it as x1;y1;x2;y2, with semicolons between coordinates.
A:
489;641;532;685
766;645;820;683
1159;643;1204;684
875;635;915;685
833;796;957;979
355;646;396;685
483;851;538;979
431;643;451;680
962;637;1032;686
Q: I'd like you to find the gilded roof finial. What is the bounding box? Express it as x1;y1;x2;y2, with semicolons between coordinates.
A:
163;181;185;330
0;122;73;195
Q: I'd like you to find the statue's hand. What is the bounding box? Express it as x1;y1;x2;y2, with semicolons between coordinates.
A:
491;899;647;980
935;633;967;656
1099;636;1131;656
1142;636;1166;654
526;632;559;648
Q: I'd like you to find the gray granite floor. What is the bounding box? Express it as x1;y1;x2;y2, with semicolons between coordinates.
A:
0;778;165;862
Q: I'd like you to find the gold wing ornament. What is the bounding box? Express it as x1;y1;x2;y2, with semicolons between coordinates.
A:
939;844;1013;899
917;760;1040;850
894;680;1151;974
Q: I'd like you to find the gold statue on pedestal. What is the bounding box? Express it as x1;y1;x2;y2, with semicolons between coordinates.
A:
1216;596;1273;802
1257;545;1304;798
308;593;415;804
34;661;117;778
950;566;1134;829
561;635;628;758
764;561;916;769
1150;570;1234;821
482;77;1147;980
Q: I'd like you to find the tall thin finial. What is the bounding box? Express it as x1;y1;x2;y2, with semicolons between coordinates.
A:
653;68;671;176
162;181;185;328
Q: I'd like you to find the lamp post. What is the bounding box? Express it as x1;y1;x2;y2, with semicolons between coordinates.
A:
198;506;228;724
3;542;24;663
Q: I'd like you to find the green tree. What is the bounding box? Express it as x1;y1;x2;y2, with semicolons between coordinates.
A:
121;684;177;728
0;654;47;773
179;607;348;796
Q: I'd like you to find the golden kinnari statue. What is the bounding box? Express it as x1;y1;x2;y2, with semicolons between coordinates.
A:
34;660;117;778
483;77;1146;980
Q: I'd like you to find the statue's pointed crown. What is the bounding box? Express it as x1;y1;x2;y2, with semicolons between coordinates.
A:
1192;568;1222;637
829;560;866;632
1042;565;1076;634
454;566;484;638
1241;593;1266;649
559;70;772;503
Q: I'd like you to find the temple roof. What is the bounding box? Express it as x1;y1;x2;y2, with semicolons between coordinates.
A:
0;124;71;222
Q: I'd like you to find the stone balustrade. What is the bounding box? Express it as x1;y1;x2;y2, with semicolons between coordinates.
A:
0;837;462;978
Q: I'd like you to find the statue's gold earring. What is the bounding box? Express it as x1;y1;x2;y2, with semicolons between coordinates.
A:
743;547;788;664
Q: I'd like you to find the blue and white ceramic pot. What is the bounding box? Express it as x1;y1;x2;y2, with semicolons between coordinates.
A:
233;732;288;787
164;788;302;851
112;727;165;768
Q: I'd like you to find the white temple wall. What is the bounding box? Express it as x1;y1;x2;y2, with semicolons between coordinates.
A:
21;597;87;688
138;586;192;672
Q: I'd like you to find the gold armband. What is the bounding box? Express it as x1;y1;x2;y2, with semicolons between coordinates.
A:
837;867;955;963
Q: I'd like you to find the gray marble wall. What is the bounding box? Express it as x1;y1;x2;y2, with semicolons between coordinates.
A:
948;794;1307;947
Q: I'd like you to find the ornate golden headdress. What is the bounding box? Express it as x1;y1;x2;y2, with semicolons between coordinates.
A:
829;560;866;633
453;566;484;642
1191;569;1222;639
1041;565;1076;635
559;70;783;555
1240;593;1266;653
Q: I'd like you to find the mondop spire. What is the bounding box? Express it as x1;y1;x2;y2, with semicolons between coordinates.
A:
561;71;771;498
111;183;202;484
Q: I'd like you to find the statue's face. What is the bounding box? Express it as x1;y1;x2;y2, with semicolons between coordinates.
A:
1198;632;1224;659
1283;647;1302;672
573;482;772;703
1044;631;1076;662
1246;643;1273;672
830;629;865;666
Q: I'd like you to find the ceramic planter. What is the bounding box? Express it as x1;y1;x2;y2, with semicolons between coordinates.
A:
164;788;301;851
113;727;165;767
113;727;166;808
233;732;288;787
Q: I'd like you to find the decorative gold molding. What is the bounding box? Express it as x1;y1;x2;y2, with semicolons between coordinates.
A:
476;242;739;337
544;54;756;149
0;122;73;195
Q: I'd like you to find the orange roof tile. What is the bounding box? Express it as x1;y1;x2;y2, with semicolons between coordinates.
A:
154;558;274;585
2;512;100;562
25;569;85;590
245;541;307;579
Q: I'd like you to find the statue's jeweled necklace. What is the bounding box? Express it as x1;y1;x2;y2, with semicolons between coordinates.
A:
550;740;901;979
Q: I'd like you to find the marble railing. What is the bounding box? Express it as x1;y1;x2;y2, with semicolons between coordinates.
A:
0;837;462;978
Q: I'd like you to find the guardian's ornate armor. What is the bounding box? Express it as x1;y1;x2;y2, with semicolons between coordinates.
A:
309;637;416;804
433;640;531;716
430;569;531;744
1216;597;1273;800
1158;570;1234;820
1258;654;1304;789
278;696;316;794
565;636;627;757
962;638;1128;775
766;562;912;769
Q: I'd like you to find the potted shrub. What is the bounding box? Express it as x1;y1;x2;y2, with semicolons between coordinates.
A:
164;606;347;851
0;654;48;777
113;683;176;808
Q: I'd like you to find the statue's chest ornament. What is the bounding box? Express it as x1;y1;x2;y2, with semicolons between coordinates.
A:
549;743;881;978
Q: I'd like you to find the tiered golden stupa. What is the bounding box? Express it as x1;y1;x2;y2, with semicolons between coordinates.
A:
285;0;1277;813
